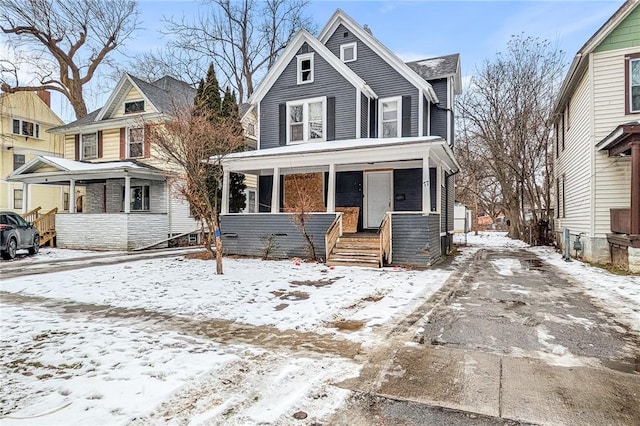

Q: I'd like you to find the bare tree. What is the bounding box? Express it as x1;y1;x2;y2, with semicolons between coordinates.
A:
457;34;564;240
129;0;314;101
0;0;140;119
284;174;320;261
147;108;245;274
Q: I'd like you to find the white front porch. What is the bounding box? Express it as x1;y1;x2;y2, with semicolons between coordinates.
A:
219;136;460;226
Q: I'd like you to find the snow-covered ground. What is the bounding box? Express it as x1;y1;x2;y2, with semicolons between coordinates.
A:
2;232;638;425
1;253;451;424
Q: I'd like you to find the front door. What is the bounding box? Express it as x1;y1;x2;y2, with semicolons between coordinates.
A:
365;171;392;228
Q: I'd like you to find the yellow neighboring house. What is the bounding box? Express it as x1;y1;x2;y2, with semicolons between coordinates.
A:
0;91;67;214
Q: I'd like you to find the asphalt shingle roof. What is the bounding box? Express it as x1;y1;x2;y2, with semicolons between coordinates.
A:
406;53;460;81
52;74;196;132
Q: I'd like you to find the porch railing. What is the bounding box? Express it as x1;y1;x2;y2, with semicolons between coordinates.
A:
610;208;630;234
34;208;58;247
22;207;42;224
324;213;343;262
378;212;392;265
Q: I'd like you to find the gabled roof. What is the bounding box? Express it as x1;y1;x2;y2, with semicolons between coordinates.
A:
406;54;462;95
51;74;196;133
249;29;377;104
318;9;439;103
554;0;639;115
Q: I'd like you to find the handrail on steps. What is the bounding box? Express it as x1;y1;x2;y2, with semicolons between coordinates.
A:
324;213;343;262
33;208;58;235
22;207;42;223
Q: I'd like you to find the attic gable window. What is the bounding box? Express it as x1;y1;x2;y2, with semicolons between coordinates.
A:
340;42;357;63
297;53;314;84
628;54;640;114
124;100;145;114
286;97;326;143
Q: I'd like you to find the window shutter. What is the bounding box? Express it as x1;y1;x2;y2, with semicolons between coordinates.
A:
144;124;151;158
97;130;103;158
327;97;336;141
74;134;80;160
402;95;412;137
119;128;126;160
278;103;286;146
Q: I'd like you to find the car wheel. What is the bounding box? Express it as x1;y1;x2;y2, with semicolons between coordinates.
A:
2;238;17;260
28;234;40;255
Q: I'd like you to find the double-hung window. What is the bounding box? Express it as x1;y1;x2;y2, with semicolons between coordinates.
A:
82;133;98;160
287;97;326;144
13;154;25;171
297;53;314;84
380;96;402;138
127;127;144;158
130;185;150;211
12;119;40;138
629;54;640;114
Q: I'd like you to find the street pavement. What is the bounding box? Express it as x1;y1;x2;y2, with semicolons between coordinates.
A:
334;247;640;425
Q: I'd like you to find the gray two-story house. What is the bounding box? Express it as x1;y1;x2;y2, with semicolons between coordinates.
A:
219;9;461;267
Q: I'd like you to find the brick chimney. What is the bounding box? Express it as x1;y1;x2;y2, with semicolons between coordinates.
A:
37;90;51;107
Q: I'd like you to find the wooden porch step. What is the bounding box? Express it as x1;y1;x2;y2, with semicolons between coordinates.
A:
335;240;379;249
326;258;381;268
332;248;379;256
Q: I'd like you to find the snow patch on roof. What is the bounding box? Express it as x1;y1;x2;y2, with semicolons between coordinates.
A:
417;58;446;68
40;156;148;171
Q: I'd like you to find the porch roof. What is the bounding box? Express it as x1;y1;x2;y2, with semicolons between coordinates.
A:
6;155;166;185
218;136;460;175
596;120;640;156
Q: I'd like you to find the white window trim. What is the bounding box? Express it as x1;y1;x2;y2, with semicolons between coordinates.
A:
12;118;41;139
81;132;98;160
286;96;327;144
340;42;357;63
123;99;145;114
296;52;315;85
379;96;402;138
631;58;640;113
244;188;257;213
126;126;145;159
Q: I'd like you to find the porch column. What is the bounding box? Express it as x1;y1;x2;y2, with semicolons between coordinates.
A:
631;141;640;235
124;176;131;214
21;183;29;214
221;169;230;214
271;167;280;213
69;179;76;213
327;163;336;213
422;149;431;214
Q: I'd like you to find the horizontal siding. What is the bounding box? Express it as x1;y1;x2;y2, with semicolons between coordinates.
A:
56;213;168;250
554;69;592;235
220;213;337;260
429;79;448;139
260;43;356;149
591;47;637;237
111;87;145;118
168;182;200;234
391;213;441;266
101;128;121;161
324;24;419;136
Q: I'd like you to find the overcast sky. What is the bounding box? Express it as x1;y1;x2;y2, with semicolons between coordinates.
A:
51;0;625;121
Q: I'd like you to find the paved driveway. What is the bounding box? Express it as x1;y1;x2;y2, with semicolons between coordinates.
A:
336;247;640;425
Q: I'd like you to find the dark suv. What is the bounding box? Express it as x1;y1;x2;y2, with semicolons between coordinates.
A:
0;211;40;260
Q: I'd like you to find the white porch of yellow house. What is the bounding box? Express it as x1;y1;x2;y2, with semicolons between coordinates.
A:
217;137;459;266
7;156;169;251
